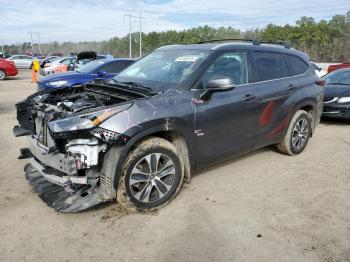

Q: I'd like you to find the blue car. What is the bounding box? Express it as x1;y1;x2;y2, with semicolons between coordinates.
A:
37;58;134;90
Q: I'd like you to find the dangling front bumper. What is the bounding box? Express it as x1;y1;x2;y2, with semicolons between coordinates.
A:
21;135;122;212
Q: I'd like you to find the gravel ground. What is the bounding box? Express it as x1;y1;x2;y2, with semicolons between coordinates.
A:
0;70;349;262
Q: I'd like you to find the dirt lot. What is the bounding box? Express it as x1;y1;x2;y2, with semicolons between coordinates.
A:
0;70;349;262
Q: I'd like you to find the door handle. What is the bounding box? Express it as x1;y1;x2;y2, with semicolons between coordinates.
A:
241;94;257;102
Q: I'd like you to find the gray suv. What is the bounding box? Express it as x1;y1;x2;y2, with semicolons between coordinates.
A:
14;40;324;212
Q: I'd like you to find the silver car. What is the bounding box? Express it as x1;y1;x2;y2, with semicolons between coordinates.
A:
7;55;37;69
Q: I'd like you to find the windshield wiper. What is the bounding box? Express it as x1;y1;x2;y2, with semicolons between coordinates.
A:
110;79;155;94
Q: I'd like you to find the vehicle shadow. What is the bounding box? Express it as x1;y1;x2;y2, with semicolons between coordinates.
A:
151;205;227;262
321;117;350;125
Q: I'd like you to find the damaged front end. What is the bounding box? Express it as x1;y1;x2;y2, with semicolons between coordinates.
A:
14;84;146;212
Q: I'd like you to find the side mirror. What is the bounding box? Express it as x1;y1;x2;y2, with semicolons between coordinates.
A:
206;77;235;89
200;76;235;100
97;71;107;77
318;67;322;72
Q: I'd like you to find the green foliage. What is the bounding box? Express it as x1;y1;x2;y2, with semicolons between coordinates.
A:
3;10;350;62
261;13;350;61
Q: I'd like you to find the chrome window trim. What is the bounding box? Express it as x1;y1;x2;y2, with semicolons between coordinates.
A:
251;67;311;85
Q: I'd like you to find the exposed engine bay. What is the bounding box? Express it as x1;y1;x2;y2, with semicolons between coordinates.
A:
13;83;151;212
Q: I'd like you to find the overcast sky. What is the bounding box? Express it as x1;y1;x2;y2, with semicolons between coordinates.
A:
0;0;349;44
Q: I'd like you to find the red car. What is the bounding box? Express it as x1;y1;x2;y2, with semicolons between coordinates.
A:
0;58;18;80
327;62;350;73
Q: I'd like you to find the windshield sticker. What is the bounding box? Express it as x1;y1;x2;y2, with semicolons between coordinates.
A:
175;56;199;62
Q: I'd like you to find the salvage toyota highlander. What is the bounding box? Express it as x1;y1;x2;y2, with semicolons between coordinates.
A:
13;40;324;212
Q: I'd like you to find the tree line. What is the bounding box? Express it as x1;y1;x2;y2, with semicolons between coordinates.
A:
3;10;350;62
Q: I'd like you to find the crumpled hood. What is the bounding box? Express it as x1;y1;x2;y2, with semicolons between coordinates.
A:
324;85;350;98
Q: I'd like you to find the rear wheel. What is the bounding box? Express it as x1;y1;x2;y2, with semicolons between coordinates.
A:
0;69;6;80
276;110;311;155
117;137;184;211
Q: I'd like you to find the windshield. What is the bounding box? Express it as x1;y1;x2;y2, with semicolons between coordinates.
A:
49;57;61;63
76;60;105;74
323;70;350;85
115;50;210;91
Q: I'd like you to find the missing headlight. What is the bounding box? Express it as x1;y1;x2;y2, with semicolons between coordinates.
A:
92;128;129;144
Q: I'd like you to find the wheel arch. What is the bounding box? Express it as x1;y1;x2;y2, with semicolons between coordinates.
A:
112;126;192;191
292;99;317;135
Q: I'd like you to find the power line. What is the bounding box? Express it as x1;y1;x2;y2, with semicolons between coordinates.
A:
124;10;146;58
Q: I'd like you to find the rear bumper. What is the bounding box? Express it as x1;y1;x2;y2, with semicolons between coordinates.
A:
6;67;18;76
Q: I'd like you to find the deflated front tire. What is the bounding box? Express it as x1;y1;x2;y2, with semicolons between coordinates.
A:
117;137;184;211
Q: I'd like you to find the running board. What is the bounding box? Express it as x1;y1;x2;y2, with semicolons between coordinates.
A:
24;163;111;212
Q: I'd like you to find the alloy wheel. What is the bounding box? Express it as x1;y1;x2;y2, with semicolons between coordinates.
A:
292;118;309;151
0;70;5;80
129;153;176;203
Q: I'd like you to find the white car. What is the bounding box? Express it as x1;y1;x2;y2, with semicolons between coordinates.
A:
311;62;326;77
6;55;37;69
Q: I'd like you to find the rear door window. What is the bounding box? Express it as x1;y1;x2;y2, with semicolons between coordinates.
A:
285;54;309;76
252;52;288;82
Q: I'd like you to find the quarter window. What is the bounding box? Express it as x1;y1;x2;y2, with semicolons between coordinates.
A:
285;54;309;76
202;51;248;87
252;52;287;82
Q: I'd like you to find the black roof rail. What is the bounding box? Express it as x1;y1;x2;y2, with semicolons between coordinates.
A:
259;41;290;49
197;39;290;49
197;38;260;45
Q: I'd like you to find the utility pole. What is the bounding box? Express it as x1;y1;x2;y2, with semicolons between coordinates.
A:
125;11;146;59
0;40;4;57
124;12;132;58
139;10;142;57
37;32;42;54
30;32;34;52
129;12;132;58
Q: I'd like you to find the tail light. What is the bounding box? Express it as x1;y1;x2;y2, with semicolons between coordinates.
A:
315;79;325;87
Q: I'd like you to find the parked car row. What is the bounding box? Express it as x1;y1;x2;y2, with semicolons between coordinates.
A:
1;51;115;77
37;58;134;90
39;52;115;76
6;55;37;69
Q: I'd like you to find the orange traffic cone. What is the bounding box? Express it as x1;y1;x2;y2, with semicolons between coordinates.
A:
31;66;37;83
